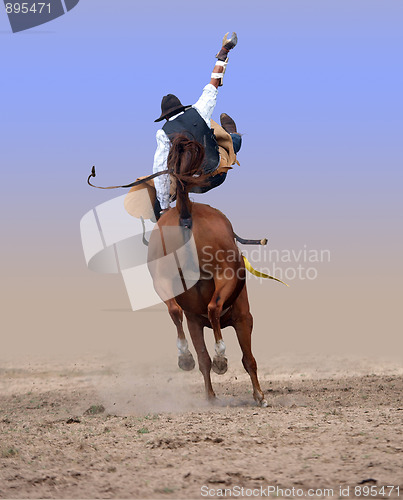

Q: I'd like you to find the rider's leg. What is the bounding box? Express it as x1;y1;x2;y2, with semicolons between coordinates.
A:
210;32;238;88
230;133;242;154
220;113;242;154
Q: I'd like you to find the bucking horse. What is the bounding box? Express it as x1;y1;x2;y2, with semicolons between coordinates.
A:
147;135;268;407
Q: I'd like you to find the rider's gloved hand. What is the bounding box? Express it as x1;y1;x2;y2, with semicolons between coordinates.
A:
216;32;238;61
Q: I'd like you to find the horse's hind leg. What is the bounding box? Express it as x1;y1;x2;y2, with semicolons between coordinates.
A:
186;313;216;401
232;287;268;407
166;299;195;371
208;280;237;375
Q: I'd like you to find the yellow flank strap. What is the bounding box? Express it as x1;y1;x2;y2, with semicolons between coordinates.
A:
242;255;289;287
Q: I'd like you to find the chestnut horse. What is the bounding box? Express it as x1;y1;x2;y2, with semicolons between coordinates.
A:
147;135;267;407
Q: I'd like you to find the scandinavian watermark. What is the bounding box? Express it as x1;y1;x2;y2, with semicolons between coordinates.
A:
202;244;331;283
80;194;331;311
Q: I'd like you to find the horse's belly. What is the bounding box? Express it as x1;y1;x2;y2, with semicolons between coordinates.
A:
175;278;215;315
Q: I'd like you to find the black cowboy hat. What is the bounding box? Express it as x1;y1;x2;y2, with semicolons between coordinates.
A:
154;94;191;122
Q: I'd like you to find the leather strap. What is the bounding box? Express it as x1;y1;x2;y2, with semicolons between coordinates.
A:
87;165;169;190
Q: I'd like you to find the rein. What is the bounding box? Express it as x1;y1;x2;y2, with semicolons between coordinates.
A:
87;166;169;190
88;166;270;251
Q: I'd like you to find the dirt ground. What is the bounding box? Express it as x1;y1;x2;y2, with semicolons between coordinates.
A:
0;354;402;499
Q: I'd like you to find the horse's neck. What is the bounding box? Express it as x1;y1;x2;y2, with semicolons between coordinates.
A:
176;187;191;221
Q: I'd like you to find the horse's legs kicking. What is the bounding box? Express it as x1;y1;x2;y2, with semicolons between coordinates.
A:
165;298;195;371
232;287;268;407
186;313;216;401
207;280;236;375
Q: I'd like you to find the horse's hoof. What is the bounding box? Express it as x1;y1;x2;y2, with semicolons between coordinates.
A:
206;393;218;404
209;397;221;406
212;355;228;375
178;352;195;371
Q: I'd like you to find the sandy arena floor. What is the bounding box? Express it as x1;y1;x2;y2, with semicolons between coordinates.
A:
0;354;402;499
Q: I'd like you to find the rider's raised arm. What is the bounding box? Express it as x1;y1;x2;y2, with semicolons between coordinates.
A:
210;63;225;89
194;32;238;123
193;84;218;125
210;32;238;88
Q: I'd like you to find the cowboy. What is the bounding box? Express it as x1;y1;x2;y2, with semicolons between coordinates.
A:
152;32;242;220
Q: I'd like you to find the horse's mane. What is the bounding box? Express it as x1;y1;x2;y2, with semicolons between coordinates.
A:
167;134;207;189
167;134;209;227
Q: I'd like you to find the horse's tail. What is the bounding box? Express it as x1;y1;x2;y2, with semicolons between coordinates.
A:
167;134;208;229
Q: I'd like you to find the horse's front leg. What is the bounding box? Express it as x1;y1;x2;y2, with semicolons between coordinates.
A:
165;299;195;371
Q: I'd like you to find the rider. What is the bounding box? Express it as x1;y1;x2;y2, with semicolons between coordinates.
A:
152;32;242;220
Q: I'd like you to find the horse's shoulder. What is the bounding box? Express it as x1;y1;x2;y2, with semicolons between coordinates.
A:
192;203;234;238
192;202;229;220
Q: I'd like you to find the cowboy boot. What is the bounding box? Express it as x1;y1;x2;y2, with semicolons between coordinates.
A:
220;113;238;134
220;113;242;154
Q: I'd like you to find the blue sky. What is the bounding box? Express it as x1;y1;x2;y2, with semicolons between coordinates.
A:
1;0;402;271
0;0;402;355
